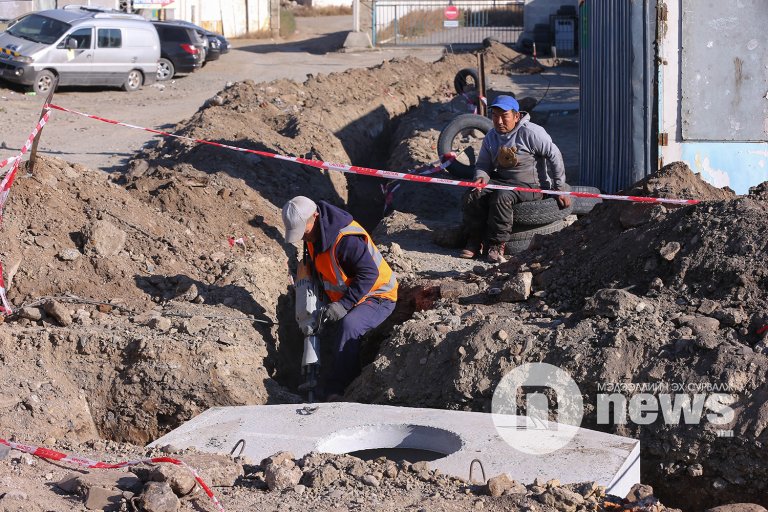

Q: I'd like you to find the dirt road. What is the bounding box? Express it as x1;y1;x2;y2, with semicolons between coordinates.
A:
0;15;444;172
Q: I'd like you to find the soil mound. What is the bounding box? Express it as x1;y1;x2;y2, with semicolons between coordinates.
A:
349;164;768;509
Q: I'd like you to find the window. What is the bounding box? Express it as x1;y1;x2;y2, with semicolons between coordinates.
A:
7;14;71;44
97;28;122;48
69;28;92;50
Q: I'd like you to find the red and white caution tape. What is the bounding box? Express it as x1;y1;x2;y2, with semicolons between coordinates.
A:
46;103;700;206
0;438;225;511
0;261;12;314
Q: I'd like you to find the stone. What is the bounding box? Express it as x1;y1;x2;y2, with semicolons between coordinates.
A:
138;482;180;512
694;333;721;350
293;484;306;495
265;463;302;491
714;308;748;327
149;316;172;332
486;474;525;497
181;316;209;335
84;486;122;511
624;483;654;503
683;316;720;335
411;461;430;473
83;219;127;257
56;472;82;494
43;300;72;326
261;451;295;468
57;248;81;261
659;241;681;261
181;453;243;487
361;474;380;487
537;486;585;512
584;289;642;319
496;329;509;341
567;481;599;498
698;299;720;315
500;272;532;302
687;464;704;477
302;465;340;489
149;463;197;496
18;307;43;321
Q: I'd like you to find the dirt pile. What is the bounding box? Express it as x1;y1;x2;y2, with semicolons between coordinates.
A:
0;156;298;445
0;443;678;512
348;163;768;509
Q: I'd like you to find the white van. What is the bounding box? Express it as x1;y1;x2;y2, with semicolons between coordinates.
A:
0;6;160;93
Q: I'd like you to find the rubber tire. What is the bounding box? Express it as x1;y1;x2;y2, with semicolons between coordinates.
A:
454;67;479;95
571;185;603;215
437;114;494;180
123;69;143;91
33;70;56;95
512;198;573;226
505;219;567;254
157;58;174;81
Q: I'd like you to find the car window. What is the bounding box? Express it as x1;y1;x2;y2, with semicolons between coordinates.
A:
97;28;122;48
155;25;189;43
69;28;92;49
7;14;70;44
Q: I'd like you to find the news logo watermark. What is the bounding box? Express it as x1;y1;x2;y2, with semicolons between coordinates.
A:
492;363;737;455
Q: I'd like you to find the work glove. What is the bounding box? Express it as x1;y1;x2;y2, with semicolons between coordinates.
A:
324;302;348;323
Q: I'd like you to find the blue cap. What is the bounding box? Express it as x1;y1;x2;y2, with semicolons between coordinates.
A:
490;95;519;112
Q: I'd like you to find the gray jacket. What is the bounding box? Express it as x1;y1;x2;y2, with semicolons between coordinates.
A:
474;112;566;190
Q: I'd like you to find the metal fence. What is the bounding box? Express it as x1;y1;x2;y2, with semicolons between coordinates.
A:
372;0;524;47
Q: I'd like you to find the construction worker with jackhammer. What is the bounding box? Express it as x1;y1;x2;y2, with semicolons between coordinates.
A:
282;196;398;401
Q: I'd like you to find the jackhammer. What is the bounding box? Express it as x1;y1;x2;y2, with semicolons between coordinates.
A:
294;248;326;403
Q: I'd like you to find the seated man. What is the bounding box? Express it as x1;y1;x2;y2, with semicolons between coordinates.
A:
460;95;571;263
282;196;398;400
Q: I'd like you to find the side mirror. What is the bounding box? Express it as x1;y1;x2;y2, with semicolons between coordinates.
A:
65;37;78;49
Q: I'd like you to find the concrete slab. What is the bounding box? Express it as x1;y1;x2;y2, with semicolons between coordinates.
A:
149;403;640;497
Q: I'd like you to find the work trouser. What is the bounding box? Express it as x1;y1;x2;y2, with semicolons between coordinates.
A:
324;296;396;396
462;180;541;244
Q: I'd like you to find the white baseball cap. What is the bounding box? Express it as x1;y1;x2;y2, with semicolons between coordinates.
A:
281;196;317;244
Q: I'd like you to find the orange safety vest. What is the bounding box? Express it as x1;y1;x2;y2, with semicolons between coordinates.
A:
308;221;398;304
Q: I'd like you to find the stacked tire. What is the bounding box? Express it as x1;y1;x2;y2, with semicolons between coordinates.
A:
506;198;573;254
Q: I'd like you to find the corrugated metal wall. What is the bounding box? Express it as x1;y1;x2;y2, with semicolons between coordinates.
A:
579;0;656;192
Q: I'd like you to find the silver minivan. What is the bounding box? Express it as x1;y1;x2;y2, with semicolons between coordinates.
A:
0;6;160;93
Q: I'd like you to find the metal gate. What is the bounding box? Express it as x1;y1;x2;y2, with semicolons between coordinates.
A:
372;0;524;47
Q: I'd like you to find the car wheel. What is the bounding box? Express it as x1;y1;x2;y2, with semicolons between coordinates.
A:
33;69;57;95
505;219;568;254
436;114;494;180
571;185;603;215
157;58;174;81
454;67;479;95
512;198;573;226
122;69;143;91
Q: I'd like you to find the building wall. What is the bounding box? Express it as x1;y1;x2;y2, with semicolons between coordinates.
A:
522;0;577;41
658;0;768;194
0;0;116;19
135;0;270;36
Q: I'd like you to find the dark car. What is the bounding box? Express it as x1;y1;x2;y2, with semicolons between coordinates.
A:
168;20;230;63
151;21;204;81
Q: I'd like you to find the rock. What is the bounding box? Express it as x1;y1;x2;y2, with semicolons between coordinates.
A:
181;453;243;487
149;316;172;332
138;482;179;512
496;329;509;341
486;474;525;497
537;486;585;512
499;272;532;302
149;463;197;496
682;316;720;335
687;464;704;477
84;486;122;511
211;95;225;106
698;299;720;315
714;307;748;327
18;306;43;321
361;474;380;487
83;219;127;257
261;451;295;467
584;289;642;318
302;465;340;489
265;463;302;491
57;248;81;261
293;484;306;495
660;241;681;260
705;505;768;512
181;316;209;335
624;483;654;503
567;481;599;498
411;461;430;473
43;300;72;326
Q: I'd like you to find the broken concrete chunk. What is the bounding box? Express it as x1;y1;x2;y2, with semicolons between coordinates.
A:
181;316;209;335
19;306;43;321
265;462;302;491
486;473;525;497
499;272;532;302
57;248;81;261
43;300;72;327
149;463;197;496
537;486;585;512
659;241;681;261
583;289;642;319
84;486;122;511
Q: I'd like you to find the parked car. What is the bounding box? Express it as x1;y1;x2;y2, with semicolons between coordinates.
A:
151;21;204;81
0;6;160;94
166;20;229;64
